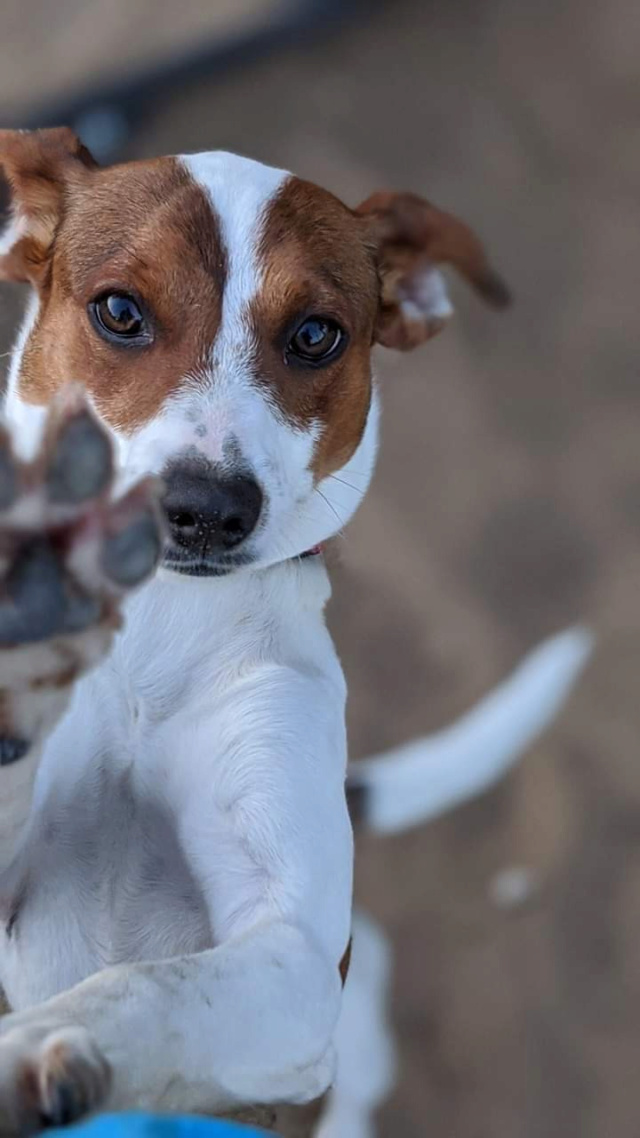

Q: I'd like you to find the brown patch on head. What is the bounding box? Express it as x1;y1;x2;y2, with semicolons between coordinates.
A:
1;130;226;432
253;177;379;482
252;178;509;482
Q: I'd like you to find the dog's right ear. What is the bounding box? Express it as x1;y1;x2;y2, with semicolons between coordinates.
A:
0;128;97;285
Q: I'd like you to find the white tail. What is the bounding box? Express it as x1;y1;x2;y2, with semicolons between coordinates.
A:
348;627;593;835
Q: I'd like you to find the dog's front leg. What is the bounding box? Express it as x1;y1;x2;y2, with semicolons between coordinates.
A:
0;391;162;878
0;922;342;1131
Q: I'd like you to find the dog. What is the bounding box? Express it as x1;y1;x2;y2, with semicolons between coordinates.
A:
0;127;591;1136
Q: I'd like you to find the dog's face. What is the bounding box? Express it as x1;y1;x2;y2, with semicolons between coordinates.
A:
0;129;508;575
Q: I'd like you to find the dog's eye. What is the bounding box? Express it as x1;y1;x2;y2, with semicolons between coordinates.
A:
287;318;344;366
91;293;147;343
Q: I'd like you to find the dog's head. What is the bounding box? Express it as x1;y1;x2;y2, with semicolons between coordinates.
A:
0;128;509;575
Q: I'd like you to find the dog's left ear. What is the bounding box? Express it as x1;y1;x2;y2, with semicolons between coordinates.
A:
355;190;511;351
0;127;97;285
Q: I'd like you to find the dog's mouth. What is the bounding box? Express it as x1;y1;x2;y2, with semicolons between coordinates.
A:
162;547;256;578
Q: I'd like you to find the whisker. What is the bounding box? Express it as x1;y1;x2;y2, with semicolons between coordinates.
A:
328;474;366;496
316;488;345;531
336;467;370;478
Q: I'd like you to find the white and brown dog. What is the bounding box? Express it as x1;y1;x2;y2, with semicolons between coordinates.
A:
0;128;591;1136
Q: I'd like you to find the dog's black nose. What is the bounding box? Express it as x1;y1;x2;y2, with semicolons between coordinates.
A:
163;464;263;555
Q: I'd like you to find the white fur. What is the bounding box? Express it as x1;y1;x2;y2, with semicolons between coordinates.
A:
317;911;396;1138
4;293;45;462
403;265;454;327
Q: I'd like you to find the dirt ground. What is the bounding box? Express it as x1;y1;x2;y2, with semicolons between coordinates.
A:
1;0;640;1134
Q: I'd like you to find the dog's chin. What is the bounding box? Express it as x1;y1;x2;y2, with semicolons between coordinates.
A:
163;550;256;578
164;560;234;578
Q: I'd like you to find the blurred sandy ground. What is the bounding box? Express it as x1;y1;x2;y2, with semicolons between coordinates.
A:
1;1;640;1134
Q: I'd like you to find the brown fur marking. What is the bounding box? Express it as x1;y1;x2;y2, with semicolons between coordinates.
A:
1;136;227;433
254;178;379;481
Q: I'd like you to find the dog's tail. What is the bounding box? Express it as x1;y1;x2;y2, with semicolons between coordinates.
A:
347;626;593;835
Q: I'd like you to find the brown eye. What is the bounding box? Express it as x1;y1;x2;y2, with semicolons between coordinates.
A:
91;292;147;342
287;317;344;366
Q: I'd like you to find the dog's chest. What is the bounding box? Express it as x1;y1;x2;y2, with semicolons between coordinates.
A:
0;748;216;1011
75;764;213;962
0;562;336;1011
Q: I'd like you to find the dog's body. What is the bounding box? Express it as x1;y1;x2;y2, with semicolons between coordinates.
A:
1;562;352;1123
0;130;589;1135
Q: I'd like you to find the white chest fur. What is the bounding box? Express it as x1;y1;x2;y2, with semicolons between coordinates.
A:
0;555;349;1012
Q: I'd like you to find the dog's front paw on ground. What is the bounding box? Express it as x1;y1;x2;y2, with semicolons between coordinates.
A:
0;387;164;752
0;1024;111;1135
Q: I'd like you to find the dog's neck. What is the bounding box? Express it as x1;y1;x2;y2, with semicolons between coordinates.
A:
110;548;335;721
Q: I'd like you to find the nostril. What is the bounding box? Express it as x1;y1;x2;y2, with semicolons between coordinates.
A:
222;515;246;541
170;511;197;530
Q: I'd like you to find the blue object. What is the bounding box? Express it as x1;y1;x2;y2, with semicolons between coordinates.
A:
49;1115;268;1138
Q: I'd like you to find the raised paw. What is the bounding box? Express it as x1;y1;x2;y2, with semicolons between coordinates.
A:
0;1023;110;1135
0;387;164;756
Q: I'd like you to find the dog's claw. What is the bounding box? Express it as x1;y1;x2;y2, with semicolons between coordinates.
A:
0;1022;110;1136
41;1074;91;1129
42;1079;77;1127
38;1030;111;1130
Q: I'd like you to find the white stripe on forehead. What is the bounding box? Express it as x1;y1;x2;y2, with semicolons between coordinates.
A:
168;152;308;484
180;151;289;311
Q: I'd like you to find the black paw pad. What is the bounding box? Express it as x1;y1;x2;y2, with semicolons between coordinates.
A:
102;513;162;586
47;411;113;505
0;735;30;765
0;541;66;645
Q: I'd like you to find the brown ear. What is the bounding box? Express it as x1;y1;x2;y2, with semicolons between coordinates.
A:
0;127;97;285
355;191;511;351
